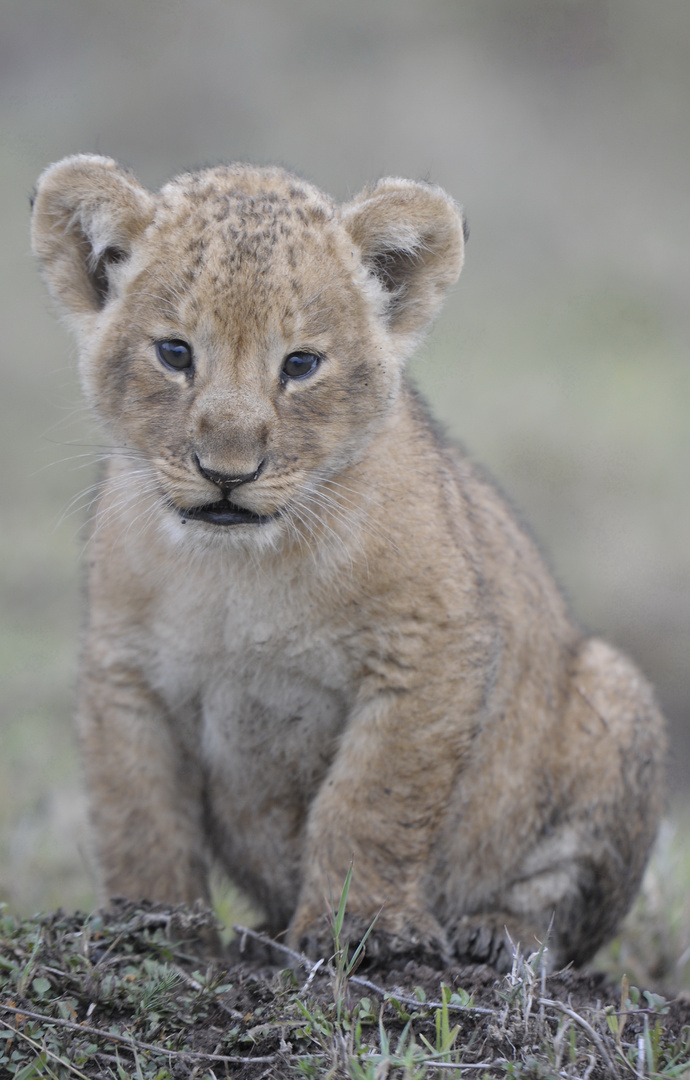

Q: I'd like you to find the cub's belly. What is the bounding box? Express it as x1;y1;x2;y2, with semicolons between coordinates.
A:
199;666;349;925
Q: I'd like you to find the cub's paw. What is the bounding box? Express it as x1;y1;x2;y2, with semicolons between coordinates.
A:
292;909;451;968
450;914;546;973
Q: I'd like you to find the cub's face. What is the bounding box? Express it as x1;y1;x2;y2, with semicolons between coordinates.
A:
32;157;464;542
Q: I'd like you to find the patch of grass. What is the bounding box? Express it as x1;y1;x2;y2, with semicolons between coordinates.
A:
2;881;689;1080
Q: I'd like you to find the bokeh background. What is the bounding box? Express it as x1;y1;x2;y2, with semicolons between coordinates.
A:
1;0;688;921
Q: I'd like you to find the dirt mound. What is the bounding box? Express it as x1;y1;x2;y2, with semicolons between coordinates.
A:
0;901;688;1078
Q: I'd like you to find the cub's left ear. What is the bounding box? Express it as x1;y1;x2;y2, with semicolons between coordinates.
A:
342;178;466;339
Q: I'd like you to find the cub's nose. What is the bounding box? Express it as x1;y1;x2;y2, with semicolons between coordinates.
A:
196;456;264;495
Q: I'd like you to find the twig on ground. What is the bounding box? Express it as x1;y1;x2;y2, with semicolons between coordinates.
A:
422;1064;507;1072
90;930;124;968
539;997;618;1076
353;973;495;1015
0;1014;92;1080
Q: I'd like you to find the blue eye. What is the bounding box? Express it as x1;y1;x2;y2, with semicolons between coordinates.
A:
281;352;320;381
156;340;193;372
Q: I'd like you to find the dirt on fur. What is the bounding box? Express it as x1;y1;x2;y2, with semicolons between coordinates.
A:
0;901;688;1079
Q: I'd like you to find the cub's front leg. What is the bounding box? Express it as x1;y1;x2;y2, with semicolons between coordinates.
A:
288;692;474;961
78;651;209;906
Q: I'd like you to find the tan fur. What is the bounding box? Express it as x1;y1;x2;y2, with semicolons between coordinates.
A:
31;155;665;969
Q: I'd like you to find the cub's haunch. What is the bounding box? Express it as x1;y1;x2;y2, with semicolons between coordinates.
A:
32;155;665;970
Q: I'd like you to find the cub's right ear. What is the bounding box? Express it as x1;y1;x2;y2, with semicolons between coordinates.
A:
31;154;154;317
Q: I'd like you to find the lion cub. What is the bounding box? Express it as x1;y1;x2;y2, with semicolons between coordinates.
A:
32;155;665;969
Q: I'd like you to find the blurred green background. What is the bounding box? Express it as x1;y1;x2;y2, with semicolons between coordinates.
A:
1;0;688;918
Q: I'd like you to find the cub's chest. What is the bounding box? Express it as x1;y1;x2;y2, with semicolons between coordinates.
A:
144;558;355;748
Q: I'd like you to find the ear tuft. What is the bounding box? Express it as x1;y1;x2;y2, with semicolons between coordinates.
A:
91;245;129;308
342;178;465;339
31;154;154;316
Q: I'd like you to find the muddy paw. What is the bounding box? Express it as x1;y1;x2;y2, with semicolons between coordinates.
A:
294;909;451;968
373;913;451;967
450;914;545;972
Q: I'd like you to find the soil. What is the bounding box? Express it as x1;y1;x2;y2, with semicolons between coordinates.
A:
218;936;690;1078
1;901;689;1079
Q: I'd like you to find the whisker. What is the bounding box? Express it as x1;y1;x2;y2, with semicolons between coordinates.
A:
290;488;359;574
78;473;164;554
314;474;395;544
280;502;318;562
299;482;376;553
33;447;146;478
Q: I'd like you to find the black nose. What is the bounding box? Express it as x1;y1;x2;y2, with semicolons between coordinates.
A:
196;457;264;495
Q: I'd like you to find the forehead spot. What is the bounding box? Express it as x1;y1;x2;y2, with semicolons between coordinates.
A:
145;172;344;328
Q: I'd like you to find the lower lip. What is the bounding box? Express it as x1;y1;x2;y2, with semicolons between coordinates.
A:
178;499;274;527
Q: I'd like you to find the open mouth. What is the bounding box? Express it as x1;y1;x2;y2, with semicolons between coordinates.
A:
178;498;274;527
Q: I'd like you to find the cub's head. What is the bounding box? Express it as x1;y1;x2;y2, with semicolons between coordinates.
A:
32;155;465;543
